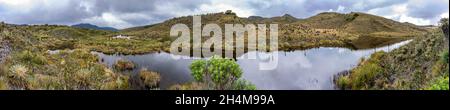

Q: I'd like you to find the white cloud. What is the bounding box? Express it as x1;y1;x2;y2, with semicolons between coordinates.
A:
441;12;449;18
398;15;432;25
336;5;346;12
82;13;132;29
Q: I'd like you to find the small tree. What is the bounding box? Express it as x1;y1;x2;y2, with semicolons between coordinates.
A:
439;18;449;38
190;55;243;90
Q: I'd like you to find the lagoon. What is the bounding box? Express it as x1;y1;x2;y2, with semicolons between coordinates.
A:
91;40;412;90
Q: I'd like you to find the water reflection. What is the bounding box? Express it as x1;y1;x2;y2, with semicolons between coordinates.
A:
91;40;411;90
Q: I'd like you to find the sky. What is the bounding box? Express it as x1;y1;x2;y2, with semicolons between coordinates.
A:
0;0;448;29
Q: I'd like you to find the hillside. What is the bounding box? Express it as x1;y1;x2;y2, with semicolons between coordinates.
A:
119;11;427;51
0;22;129;90
335;23;449;90
0;11;430;55
297;12;425;33
72;23;118;31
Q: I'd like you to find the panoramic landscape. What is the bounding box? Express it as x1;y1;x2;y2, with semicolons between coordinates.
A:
0;0;448;90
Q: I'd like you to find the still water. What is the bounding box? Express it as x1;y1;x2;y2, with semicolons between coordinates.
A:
92;40;411;90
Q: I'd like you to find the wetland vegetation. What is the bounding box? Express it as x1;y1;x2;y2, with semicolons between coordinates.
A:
1;11;446;90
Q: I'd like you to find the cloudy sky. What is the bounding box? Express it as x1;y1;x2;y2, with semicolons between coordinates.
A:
0;0;448;29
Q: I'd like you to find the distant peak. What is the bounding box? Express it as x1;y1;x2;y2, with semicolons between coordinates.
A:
282;14;293;17
281;14;297;20
71;23;118;31
249;15;261;17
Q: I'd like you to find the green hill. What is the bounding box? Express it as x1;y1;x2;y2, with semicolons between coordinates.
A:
1;11;429;55
335;22;449;90
119;11;427;51
297;12;426;35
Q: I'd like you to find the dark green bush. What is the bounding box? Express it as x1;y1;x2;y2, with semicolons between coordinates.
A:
190;55;250;90
441;51;449;64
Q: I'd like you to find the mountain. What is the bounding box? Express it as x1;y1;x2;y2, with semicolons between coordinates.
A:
120;11;427;50
123;11;426;37
71;23;118;31
246;14;298;23
296;12;426;34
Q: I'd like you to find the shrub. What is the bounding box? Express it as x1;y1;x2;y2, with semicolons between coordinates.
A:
441;51;449;64
9;64;28;79
345;13;359;21
114;59;135;71
439;18;448;38
351;63;383;89
139;69;161;89
336;75;350;89
336;51;385;89
232;79;257;90
16;50;46;65
427;77;449;90
190;55;246;90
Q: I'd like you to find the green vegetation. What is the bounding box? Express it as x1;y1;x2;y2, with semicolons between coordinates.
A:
114;59;136;71
441;51;449;64
440;18;448;38
187;55;255;90
81;37;169;55
139;69;161;89
0;11;434;90
336;51;385;89
0;77;8;90
122;11;426;53
336;18;449;90
232;79;257;90
426;77;449;90
169;82;208;90
0;49;129;90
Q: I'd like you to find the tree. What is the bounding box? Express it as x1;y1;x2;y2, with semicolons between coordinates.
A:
439;18;449;38
190;55;243;90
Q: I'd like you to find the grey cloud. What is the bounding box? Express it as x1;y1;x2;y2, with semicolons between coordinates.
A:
0;0;448;28
0;0;92;24
407;0;448;19
247;0;407;19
